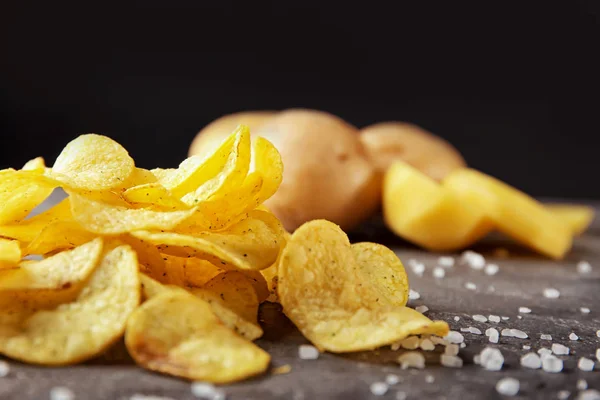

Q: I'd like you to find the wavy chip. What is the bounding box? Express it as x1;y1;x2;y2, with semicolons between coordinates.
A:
125;290;269;383
25;221;97;256
51;134;135;191
123;183;188;209
278;220;448;352
0;244;140;365
0;239;21;270
0;171;56;225
22;157;46;172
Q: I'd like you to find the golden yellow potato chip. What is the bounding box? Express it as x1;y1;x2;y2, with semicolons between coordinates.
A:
123;183;188;210
260;261;279;303
22;157;46;172
251;136;283;204
51;134;135;191
125;290;270;383
180;126;251;205
133;214;280;271
149;168;175;183
0;239;21;270
120;235;166;276
139;273;186;300
69;193;196;234
0;197;73;242
0;172;56;225
239;270;270;303
24;220;97;256
546;203;595;236
0;244;140;365
183;258;222;287
123;168;159;187
278;220;448;352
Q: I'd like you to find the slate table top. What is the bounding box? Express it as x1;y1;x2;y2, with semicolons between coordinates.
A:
1;193;599;400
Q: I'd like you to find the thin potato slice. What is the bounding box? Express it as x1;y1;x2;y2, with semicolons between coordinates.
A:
184;258;222;288
198;271;259;325
123;183;188;209
22;157;46;172
51;134;135;191
0;244;140;365
69;193;196;234
0;239;21;270
278;220;449;352
120;235;167;278
546;204;595;236
125;291;270;383
139;273;186;300
251;137;283;204
123;168;159;187
239;270;270;303
0;198;73;243
0;173;56;225
24;221;97;256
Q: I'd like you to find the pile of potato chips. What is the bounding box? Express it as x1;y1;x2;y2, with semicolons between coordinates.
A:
0;127;447;383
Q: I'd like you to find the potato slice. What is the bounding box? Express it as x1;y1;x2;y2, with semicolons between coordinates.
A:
0;172;56;225
0;244;140;365
0;239;21;270
383;162;493;251
546;204;595;236
0;198;72;243
125;291;270;383
278;220;448;352
123;183;189;210
25;221;97;256
22;157;46;172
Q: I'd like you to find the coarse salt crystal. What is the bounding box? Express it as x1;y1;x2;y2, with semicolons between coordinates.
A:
517;315;523;319
501;329;528;338
489;315;500;323
465;282;477;291
578;357;595;372
440;354;463;368
520;353;542;369
438;256;455;267
557;390;570;400
433;267;446;279
501;316;509;320
460;327;470;333
191;382;225;399
486;328;499;343
496;377;519;396
298;344;319;360
552;343;570;355
518;307;531;314
542;355;563;373
420;338;435;351
445;344;459;356
597;330;600;338
484;264;499;276
596;348;600;362
478;347;504;371
416;305;429;314
469;327;482;335
369;382;389;396
385;374;401;385
473;314;487;322
569;332;579;341
397;351;425;369
0;360;9;377
581;307;591;314
578;379;588;391
401;336;420;350
453;316;460;322
544;288;560;299
408;259;425;277
461;250;485;270
460;343;466;348
425;375;435;384
49;387;75;400
540;334;552;340
390;341;401;351
445;331;464;344
577;261;592;274
538;348;552;357
408;289;421;300
522;345;531;350
430;336;448;346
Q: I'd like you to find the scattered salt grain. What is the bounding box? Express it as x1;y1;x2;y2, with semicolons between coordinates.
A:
416;305;429;314
385;374;401;385
473;314;487;322
445;344;459;356
577;390;600;400
477;347;504;371
420;338;435;351
596;348;600;362
489;315;500;323
501;329;528;339
433;267;446;279
569;333;579;341
0;360;9;377
496;377;520;397
49;387;75;400
581;307;591;314
454;316;460;322
430;336;448;346
438;256;455;267
397;351;425;369
465;282;477;291
484;264;499;276
461;250;485;270
470;327;483;335
541;334;552;340
298;344;319;360
520;352;542;369
552;343;570;355
486;328;499;343
538;348;552;359
518;307;531;314
578;357;595;372
440;354;463;368
445;331;464;344
501;316;509;321
522;345;531;350
577;261;592;274
558;391;571;400
460;343;466;348
396;391;407;400
370;382;389;396
597;330;600;338
425;375;435;384
191;382;226;400
401;336;420;350
408;259;425;277
408;289;421;301
542;355;564;373
544;288;561;299
517;315;523;319
578;380;589;391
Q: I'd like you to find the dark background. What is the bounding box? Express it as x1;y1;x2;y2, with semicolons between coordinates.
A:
2;1;599;198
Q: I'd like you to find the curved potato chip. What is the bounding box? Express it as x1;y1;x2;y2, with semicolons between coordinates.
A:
24;220;97;256
546;203;595;236
120;235;167;277
133;214;280;271
278;220;448;352
123;168;159;187
125;291;270;383
140;273;186;300
0;172;56;225
260;261;279;303
69;193;196;234
199;271;259;324
0;239;21;270
181;126;251;205
51;134;135;191
150;168;176;183
184;258;222;288
0;198;73;243
123;183;189;210
0;244;140;365
251;137;283;204
239;270;270;303
22;157;46;172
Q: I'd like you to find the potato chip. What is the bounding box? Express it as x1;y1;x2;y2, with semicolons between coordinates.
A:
260;261;279;303
125;290;270;383
183;258;223;287
139;273;186;300
123;168;159;187
120;234;167;275
546;203;595;236
278;220;448;352
0;172;56;225
51;134;135;191
251;137;283;204
69;193;196;234
0;239;21;270
123;183;189;210
24;220;97;256
22;157;46;172
0;244;140;365
133;213;280;271
180;126;251;205
239;270;270;303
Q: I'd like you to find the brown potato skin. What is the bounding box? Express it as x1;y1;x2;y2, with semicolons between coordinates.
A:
360;122;466;182
189;111;276;158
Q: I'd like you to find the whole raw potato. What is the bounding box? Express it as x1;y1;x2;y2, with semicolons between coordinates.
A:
254;109;380;231
360;122;466;182
189;111;276;158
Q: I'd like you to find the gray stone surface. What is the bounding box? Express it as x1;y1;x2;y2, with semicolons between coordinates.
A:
1;196;599;399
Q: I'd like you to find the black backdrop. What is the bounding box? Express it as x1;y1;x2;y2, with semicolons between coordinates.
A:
2;1;599;198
